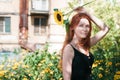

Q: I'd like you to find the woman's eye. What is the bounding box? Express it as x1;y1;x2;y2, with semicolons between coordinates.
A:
86;25;90;28
79;24;83;27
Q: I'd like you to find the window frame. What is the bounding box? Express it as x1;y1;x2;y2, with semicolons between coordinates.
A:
34;16;48;35
32;0;49;11
0;17;11;34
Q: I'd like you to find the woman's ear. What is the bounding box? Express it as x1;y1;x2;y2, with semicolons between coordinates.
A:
72;30;74;32
70;26;75;31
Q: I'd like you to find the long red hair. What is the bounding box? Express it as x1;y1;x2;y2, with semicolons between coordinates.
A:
62;13;92;54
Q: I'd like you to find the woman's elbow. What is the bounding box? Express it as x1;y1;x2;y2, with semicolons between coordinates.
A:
105;26;110;33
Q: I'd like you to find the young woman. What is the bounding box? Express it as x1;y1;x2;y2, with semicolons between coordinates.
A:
62;8;109;80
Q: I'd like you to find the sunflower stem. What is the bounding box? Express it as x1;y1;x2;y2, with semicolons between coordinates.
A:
63;0;95;16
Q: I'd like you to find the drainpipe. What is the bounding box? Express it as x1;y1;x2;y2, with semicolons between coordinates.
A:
19;0;28;44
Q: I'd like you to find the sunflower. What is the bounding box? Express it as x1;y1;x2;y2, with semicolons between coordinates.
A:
54;9;63;25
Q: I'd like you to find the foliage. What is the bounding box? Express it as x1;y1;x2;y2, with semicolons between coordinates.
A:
23;45;62;80
0;49;31;80
84;0;120;80
0;45;63;80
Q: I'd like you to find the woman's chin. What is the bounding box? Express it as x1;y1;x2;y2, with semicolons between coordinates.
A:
80;36;87;39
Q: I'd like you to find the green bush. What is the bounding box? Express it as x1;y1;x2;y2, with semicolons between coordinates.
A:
0;46;63;80
23;45;62;80
0;50;32;80
84;0;120;80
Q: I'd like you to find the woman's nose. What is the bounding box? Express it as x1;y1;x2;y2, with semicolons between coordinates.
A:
82;26;88;31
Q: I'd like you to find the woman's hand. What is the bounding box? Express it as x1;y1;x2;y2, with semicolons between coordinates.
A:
74;6;84;12
75;7;90;17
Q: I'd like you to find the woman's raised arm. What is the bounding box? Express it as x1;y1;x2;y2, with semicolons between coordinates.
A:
89;13;110;46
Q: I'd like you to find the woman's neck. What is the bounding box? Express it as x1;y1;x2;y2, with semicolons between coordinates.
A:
70;36;89;56
71;35;84;46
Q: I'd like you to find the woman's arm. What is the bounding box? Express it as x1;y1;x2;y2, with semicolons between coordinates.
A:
75;7;110;46
89;14;110;46
62;44;74;80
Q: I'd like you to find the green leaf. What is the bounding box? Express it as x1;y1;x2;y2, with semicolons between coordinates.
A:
54;8;58;11
68;2;74;9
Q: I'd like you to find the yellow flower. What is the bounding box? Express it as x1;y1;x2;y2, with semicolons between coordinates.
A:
0;70;7;77
105;69;109;73
28;74;32;76
37;78;40;80
50;71;54;75
22;65;29;68
51;56;55;59
116;71;120;75
54;9;63;25
115;63;120;66
15;62;19;66
114;71;120;80
44;68;51;73
12;66;17;70
23;77;28;80
107;62;112;66
38;63;42;67
92;63;98;68
100;60;103;62
48;63;53;66
59;78;63;80
114;74;120;80
41;60;45;63
99;67;104;70
58;60;62;71
109;62;112;65
0;65;4;70
11;62;19;70
10;73;14;76
98;73;103;78
41;70;45;75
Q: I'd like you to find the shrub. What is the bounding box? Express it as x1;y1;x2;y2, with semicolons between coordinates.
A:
23;45;62;80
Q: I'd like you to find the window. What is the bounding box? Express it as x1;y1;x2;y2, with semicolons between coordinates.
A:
34;17;47;35
42;0;47;9
0;17;11;34
32;0;48;11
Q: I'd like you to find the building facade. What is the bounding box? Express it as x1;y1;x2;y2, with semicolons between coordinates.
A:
0;0;67;52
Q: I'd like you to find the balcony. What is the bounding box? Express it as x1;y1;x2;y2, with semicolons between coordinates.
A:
31;0;49;14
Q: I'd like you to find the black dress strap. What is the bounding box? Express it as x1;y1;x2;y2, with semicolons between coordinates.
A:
69;43;74;48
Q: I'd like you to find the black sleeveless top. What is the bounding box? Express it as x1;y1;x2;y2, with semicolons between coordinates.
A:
70;45;94;80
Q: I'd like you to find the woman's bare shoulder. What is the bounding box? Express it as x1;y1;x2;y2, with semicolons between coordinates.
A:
64;44;73;51
63;44;74;57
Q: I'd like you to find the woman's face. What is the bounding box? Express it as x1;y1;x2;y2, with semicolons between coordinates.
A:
74;18;90;39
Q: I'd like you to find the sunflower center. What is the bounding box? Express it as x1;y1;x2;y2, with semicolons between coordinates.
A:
57;14;61;21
